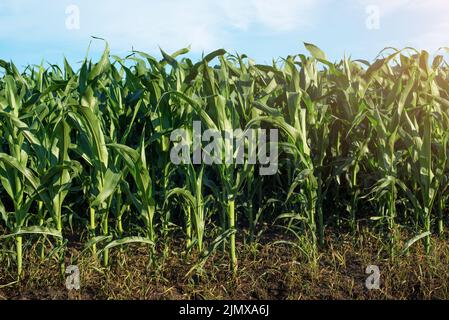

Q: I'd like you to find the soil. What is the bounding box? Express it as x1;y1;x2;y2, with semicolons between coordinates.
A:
0;231;448;300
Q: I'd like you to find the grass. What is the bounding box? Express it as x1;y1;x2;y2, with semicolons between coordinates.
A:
1;229;448;299
0;41;448;295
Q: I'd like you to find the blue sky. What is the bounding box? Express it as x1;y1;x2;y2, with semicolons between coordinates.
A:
0;0;448;68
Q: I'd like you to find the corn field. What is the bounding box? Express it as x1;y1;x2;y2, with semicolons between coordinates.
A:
0;42;448;279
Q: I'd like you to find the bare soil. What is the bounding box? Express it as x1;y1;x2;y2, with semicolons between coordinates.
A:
1;231;448;300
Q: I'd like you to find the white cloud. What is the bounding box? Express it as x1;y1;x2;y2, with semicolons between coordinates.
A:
1;0;448;60
408;22;449;52
0;0;318;54
218;0;317;32
354;0;448;15
354;0;449;51
354;0;410;16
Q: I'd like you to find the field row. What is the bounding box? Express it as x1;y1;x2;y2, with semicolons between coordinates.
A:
0;43;448;278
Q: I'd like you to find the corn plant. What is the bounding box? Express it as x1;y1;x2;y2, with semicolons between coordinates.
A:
0;42;448;280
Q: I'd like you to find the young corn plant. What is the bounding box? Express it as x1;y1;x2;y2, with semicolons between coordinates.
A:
1;42;449;280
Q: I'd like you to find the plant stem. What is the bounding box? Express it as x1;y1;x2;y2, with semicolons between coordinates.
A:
438;199;444;236
117;191;123;237
228;199;237;275
103;210;109;266
186;205;192;250
317;174;324;247
16;236;22;279
38;201;45;260
90;207;97;256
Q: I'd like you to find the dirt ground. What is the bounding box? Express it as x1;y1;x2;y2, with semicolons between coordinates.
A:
0;231;448;300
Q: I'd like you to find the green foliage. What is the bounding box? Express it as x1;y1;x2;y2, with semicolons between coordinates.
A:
0;43;448;278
